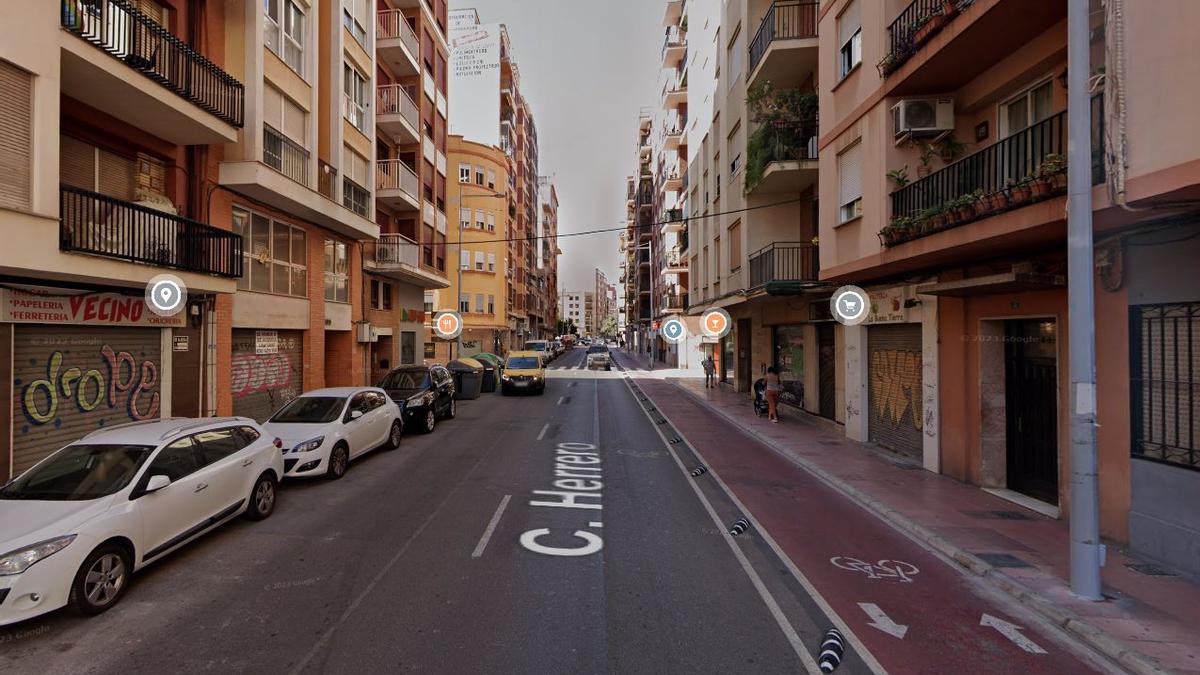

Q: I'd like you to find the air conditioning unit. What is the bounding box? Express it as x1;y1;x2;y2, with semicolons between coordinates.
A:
892;98;954;138
356;322;377;343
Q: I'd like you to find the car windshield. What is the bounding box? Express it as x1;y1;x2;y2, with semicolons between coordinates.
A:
587;346;608;354
0;444;153;501
507;357;540;369
270;396;346;424
525;342;547;351
380;369;431;390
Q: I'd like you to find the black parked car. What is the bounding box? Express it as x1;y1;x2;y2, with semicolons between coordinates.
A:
378;365;456;433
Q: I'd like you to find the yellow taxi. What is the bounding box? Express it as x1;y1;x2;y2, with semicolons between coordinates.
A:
501;350;546;395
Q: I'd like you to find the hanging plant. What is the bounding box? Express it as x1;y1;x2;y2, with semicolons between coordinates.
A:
744;81;818;193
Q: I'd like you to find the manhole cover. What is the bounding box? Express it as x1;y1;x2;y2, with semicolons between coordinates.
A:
1126;563;1178;577
974;553;1032;568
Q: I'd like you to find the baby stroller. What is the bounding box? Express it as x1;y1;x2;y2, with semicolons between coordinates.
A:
752;378;769;418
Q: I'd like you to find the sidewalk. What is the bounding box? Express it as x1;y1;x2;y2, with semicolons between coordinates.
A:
613;349;1200;675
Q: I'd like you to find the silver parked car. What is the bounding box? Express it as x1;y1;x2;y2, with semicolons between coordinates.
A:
585;345;611;370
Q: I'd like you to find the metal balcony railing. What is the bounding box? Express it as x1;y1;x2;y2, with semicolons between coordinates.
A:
60;185;242;277
663;293;689;311
748;242;819;288
377;9;419;58
376;159;419;200
882;0;961;75
318;160;337;200
749;1;819;75
375;233;420;268
343;177;369;217
61;0;245;127
263;125;309;185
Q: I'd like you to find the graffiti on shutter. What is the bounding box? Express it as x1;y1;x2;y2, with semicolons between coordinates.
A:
867;324;923;458
13;325;162;474
232;329;303;422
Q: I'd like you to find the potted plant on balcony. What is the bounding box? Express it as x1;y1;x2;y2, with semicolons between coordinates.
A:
886;166;910;189
1037;153;1068;190
985;187;1010;213
918;204;947;234
880;216;915;247
937;136;966;163
1008;176;1034;205
916;143;937;178
1029;165;1056;199
910;14;938;46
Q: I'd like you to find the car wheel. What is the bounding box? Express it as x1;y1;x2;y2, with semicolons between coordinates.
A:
326;444;349;480
422;408;437;433
446;398;457;420
70;543;131;616
386;421;403;450
245;472;278;520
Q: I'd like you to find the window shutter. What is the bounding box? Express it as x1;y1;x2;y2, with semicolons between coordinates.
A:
460;249;470;269
136;0;169;26
475;251;484;268
728;221;742;268
838;0;860;45
60;136;95;191
264;85;284;131
98;149;135;201
283;96;305;143
838;142;862;206
0;61;32;210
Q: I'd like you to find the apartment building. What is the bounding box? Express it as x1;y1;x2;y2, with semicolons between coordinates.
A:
448;10;543;348
560;290;585;333
818;0;1200;574
428;134;512;362
537;176;561;339
622;110;655;353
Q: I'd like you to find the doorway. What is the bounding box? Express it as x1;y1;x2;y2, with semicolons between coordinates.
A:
1004;319;1059;505
737;318;752;392
817;322;836;419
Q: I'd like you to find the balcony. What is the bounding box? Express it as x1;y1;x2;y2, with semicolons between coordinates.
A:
377;84;419;144
663;293;689;313
879;0;1066;95
747;1;818;88
748;242;820;292
60;0;243;144
663;161;684;192
662;208;685;234
745;132;818;196
664;116;686;150
662;26;686;68
263;125;309;185
376;159;420;212
377;9;419;76
663;0;683;26
60;185;242;277
366;233;449;289
662;73;687;108
664;248;687;273
882;103;1104;248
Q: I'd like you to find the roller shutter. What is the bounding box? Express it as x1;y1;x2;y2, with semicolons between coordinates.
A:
867;323;923;458
231;329;304;422
13;325;163;474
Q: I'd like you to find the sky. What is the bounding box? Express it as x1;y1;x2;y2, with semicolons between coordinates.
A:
451;0;665;296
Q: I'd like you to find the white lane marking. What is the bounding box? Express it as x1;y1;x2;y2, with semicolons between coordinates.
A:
557;396;566;405
626;379;887;675
537;423;550;441
859;603;908;639
589;521;603;528
981;614;1047;654
593;378;600;446
471;494;512;559
618;378;823;675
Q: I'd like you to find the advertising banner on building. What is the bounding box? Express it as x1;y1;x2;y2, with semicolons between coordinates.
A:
449;21;502;147
0;288;185;328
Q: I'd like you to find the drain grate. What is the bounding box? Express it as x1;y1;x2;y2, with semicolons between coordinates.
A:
1126;563;1178;577
975;553;1032;568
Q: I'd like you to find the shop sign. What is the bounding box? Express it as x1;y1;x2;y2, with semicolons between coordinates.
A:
173;336;189;352
0;288;185;328
255;330;279;355
867;287;909;324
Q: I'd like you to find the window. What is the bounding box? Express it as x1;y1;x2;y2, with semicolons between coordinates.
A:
487;170;496;190
486;213;496;232
457;293;468;313
459;163;471;183
424;340;436;358
837;141;863;223
149;437;200;482
1131;303;1200;470
193;429;243;466
475;293;485;313
371;279;393;310
263;85;306;144
233;206;307;297
1001;80;1054;137
343;63;367;131
475;166;485;185
475;251;485;271
487;253;496;272
487;295;495;314
342;0;367;46
265;0;305;76
726;26;743;91
324;239;349;303
728;220;742;272
459;207;470;229
460;249;470;270
838;1;862;79
0;60;32;211
475;208;486;229
401;331;416;364
59;136;136;201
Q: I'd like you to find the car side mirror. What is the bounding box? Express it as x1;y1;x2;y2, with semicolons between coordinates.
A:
145;474;171;493
348;409;364;422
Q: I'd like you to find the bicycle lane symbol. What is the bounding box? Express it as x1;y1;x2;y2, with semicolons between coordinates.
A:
830;556;920;583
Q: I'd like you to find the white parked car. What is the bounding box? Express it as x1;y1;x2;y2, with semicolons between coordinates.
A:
0;417;283;626
264;387;403;480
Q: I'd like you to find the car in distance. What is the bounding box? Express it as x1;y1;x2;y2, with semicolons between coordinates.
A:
263;387;403;480
550;339;564;359
0;417;283;626
586;344;612;370
379;365;456;433
501;351;546;395
524;339;553;364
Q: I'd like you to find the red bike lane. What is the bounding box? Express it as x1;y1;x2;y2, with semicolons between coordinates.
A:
635;378;1104;675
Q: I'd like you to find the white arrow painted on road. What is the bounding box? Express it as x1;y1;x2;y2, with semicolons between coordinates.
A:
980;614;1047;654
858;603;907;639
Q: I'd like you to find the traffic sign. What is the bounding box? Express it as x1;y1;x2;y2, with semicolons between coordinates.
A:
433;311;463;340
660;316;687;344
700;308;732;339
830;286;869;326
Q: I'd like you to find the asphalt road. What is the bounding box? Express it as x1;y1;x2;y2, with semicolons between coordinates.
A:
0;347;1114;674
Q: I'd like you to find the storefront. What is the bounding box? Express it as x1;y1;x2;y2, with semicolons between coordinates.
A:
772;325;805;408
864;287;925;460
1;287;181;479
231;328;303;422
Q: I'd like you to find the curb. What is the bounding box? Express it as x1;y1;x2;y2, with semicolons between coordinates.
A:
654;377;1168;675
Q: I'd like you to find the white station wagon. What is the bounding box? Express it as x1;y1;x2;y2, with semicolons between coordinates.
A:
0;417;284;626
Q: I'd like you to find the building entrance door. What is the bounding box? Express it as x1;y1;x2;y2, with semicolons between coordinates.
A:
1004;319;1059;505
818;322;836;419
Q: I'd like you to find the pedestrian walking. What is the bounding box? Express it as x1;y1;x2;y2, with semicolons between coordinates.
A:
764;366;783;423
702;355;715;388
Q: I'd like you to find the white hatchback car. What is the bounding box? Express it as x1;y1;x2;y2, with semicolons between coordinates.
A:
263;387;403;480
0;417;283;626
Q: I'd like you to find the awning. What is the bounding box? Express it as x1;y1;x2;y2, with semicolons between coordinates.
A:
917;271;1065;297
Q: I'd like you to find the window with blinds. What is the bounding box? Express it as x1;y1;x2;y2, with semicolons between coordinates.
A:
0;60;32;211
837;141;863;223
60;135;135;201
838;0;862;79
728;220;742;272
264;85;306;144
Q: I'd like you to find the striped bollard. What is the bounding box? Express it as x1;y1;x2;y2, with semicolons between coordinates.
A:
728;518;749;536
818;628;844;672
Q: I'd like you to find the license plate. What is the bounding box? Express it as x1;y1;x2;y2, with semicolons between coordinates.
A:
513;381;529;387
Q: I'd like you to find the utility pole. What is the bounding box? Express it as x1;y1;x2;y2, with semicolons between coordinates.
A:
1067;0;1102;601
